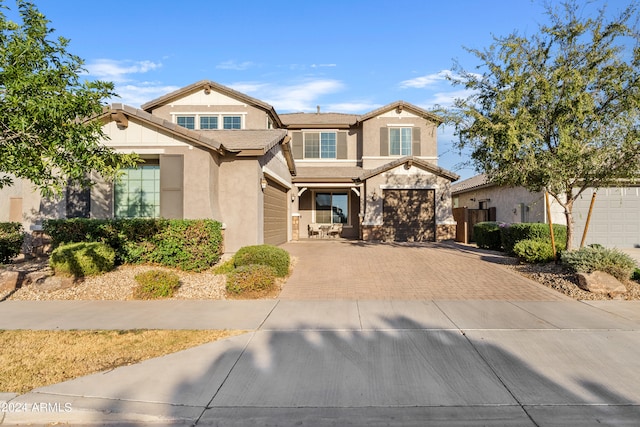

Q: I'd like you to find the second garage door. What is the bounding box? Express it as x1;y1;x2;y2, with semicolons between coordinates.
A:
263;179;288;245
383;189;436;242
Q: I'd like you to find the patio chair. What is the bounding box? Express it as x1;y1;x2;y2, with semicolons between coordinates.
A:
308;223;321;238
327;223;343;238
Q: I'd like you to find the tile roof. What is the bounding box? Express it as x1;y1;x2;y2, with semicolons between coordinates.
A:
293;166;365;182
450;173;490;193
196;129;288;152
280;112;359;127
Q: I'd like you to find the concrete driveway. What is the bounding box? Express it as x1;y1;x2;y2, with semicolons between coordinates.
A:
279;240;568;300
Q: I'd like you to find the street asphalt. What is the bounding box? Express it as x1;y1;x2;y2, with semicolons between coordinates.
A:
1;299;640;426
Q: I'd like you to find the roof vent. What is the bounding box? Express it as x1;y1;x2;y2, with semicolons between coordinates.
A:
316;105;320;114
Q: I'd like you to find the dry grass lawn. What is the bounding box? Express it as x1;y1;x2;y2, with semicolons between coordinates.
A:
0;329;244;394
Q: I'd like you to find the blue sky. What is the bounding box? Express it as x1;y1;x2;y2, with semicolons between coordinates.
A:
9;0;631;179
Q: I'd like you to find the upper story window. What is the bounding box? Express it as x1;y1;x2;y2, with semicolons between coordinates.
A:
173;113;244;130
176;116;195;130
223;115;242;129
390;127;412;156
200;116;218;129
304;132;336;159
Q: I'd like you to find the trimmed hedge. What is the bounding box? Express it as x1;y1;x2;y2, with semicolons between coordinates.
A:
43;218;223;271
513;239;556;263
226;264;277;295
49;242;115;277
233;245;290;277
501;223;567;255
0;222;24;263
561;246;637;282
133;269;181;299
473;222;503;250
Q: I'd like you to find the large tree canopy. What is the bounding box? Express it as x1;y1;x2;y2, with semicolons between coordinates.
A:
447;1;640;250
0;0;137;196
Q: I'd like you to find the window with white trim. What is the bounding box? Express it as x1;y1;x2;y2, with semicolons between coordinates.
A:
223;116;242;129
315;192;348;224
200;116;218;129
390;127;412;156
176;116;195;130
304;132;336;159
174;113;245;130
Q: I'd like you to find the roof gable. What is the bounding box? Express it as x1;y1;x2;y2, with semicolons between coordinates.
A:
355;156;459;182
140;80;283;128
357;101;443;124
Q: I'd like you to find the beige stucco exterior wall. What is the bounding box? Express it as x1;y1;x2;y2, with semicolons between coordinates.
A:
361;109;439;170
217;157;263;253
0;176;65;232
454;185;566;226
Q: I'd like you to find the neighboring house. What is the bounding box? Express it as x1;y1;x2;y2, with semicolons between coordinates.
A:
452;174;640;248
0;80;459;252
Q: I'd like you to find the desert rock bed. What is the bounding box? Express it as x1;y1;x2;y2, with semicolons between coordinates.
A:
1;259;227;301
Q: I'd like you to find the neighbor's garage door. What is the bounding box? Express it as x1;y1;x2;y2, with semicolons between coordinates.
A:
383;189;436;242
573;187;640;248
263;179;288;245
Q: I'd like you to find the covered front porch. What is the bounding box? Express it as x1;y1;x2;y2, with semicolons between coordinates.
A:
292;183;362;240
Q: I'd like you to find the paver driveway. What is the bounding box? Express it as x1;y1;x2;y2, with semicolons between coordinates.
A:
279;240;568;300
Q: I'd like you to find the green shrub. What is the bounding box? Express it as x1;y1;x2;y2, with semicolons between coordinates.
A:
632;268;640;282
0;222;24;263
49;242;115;277
501;223;567;255
133;269;180;299
213;258;236;275
226;264;276;295
513;239;556;263
473;222;503;250
233;245;290;277
44;218;223;271
561;246;637;282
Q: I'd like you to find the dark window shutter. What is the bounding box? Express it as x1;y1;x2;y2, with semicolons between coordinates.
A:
380;127;388;156
160;154;184;219
292;132;303;159
66;181;91;218
412;127;421;156
337;132;347;159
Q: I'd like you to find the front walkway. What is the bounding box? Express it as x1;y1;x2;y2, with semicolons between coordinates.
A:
279;240;568;300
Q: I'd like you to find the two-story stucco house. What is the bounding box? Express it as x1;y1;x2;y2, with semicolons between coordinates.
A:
0;80;459;253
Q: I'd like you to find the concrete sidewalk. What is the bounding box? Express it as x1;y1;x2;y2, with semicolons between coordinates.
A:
2;299;640;426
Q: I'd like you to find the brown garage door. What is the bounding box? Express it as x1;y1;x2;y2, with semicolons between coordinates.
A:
383;189;435;242
263;179;288;245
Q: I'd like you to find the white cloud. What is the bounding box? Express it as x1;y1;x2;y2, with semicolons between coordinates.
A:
109;83;180;107
229;79;345;112
216;60;255;71
311;64;337;68
325;102;381;113
400;70;453;89
422;88;475;108
86;59;162;83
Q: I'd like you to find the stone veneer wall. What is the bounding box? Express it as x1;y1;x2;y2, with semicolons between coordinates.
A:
362;224;456;242
436;224;456;241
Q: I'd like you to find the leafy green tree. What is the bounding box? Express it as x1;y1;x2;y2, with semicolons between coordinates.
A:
0;1;137;196
446;1;640;250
